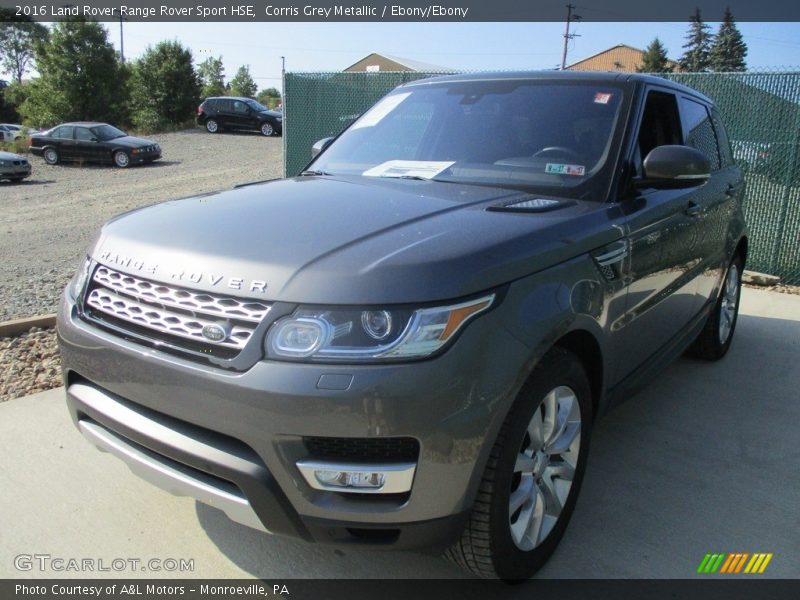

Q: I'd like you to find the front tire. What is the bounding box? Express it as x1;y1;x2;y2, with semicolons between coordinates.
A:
113;151;130;168
447;347;592;580
43;148;59;165
689;255;743;360
260;122;274;136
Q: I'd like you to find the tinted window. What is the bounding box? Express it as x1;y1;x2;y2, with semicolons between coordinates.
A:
232;100;249;114
74;127;93;141
51;126;74;140
680;98;720;171
636;91;683;175
710;109;734;168
91;124;126;141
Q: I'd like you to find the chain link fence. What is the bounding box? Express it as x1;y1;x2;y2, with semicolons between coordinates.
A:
284;69;800;284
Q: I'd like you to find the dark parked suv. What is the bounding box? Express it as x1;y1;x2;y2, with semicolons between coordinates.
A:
197;96;282;136
58;72;746;579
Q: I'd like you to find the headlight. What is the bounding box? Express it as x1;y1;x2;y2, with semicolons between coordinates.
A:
0;160;8;166
69;257;91;300
266;294;494;361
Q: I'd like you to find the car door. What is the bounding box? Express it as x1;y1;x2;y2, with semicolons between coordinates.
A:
216;99;238;129
51;125;75;160
229;99;253;130
678;99;744;311
614;87;706;379
73;126;104;163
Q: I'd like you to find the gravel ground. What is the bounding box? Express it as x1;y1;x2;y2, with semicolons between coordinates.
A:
0;128;282;321
0;327;60;402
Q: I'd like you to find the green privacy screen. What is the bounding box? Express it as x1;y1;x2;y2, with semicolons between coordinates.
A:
283;70;800;284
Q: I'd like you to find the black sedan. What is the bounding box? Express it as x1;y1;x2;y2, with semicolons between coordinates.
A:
30;122;161;168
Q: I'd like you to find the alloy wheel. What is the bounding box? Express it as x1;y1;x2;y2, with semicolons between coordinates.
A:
718;263;739;344
509;385;581;551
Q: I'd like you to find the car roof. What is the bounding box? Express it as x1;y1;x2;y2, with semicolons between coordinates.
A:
56;122;108;127
401;70;714;105
206;96;253;101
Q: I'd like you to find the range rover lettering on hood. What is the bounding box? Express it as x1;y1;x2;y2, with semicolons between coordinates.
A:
97;249;268;293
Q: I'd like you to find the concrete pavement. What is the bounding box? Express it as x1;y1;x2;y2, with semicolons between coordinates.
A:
1;287;798;579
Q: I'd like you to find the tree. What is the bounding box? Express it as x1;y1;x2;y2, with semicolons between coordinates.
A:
709;8;747;72
130;40;200;131
0;9;49;83
197;56;225;98
228;65;257;98
257;87;281;108
679;8;713;72
19;19;128;127
637;38;674;73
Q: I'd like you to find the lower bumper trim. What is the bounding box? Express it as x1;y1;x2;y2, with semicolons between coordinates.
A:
79;418;268;532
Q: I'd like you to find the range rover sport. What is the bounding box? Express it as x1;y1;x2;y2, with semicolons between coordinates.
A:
58;72;746;580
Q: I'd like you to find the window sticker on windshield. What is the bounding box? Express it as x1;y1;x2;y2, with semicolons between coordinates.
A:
545;163;586;176
363;160;455;179
594;92;613;104
351;93;412;129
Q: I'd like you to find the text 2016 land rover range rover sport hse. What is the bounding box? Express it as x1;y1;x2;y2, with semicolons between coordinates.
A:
58;72;746;579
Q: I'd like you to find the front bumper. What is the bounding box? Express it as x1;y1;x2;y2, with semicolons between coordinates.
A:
0;163;32;179
130;150;161;164
57;288;528;549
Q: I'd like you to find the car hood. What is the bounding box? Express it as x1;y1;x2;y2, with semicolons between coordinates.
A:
259;110;281;118
0;150;26;160
91;176;621;304
108;135;158;148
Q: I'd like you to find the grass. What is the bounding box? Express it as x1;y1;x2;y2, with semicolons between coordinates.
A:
0;137;31;155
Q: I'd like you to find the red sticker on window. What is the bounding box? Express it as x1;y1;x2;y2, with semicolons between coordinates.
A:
594;92;613;104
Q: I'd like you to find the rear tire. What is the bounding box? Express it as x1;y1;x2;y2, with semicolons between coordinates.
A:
689;255;743;360
205;119;219;133
446;347;592;580
43;148;59;165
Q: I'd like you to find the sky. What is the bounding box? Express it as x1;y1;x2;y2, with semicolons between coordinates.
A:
6;20;800;90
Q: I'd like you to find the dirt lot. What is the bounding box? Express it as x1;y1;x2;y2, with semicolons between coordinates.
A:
0;128;283;321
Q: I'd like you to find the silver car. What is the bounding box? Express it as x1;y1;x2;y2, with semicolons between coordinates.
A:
0;150;32;182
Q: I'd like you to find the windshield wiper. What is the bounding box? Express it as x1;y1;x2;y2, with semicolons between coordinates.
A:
299;170;332;176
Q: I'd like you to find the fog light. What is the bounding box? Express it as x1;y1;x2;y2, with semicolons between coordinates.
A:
314;470;385;489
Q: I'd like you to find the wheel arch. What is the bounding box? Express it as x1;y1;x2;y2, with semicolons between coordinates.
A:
552;329;604;422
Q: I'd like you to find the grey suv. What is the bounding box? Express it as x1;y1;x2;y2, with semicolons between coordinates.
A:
58;72;746;580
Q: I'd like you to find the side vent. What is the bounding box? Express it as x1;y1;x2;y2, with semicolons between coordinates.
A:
592;241;629;280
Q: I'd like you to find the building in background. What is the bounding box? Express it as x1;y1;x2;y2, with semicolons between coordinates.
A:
566;43;679;73
343;52;454;73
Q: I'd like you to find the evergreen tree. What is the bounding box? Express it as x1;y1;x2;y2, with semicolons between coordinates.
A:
20;19;128;127
197;56;226;98
131;40;200;130
709;8;747;72
228;65;257;98
637;38;673;73
679;8;713;72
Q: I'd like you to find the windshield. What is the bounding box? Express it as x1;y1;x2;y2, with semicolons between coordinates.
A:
246;99;269;112
91;124;126;141
310;80;627;199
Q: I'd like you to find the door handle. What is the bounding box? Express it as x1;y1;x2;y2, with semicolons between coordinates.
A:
685;201;701;217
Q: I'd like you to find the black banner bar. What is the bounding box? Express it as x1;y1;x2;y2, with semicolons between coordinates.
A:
2;0;800;22
4;579;800;600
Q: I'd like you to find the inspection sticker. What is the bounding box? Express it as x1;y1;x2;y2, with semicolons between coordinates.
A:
363;160;455;179
545;163;586;176
594;92;613;104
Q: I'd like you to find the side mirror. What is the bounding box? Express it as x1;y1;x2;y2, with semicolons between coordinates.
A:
638;145;710;187
311;137;333;158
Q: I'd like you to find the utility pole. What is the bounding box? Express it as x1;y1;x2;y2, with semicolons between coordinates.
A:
119;14;125;63
560;4;582;70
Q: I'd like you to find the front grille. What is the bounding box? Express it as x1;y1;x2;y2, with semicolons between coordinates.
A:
84;265;271;356
303;436;420;462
